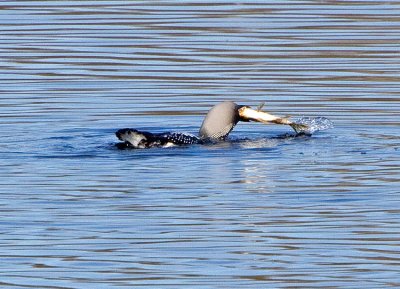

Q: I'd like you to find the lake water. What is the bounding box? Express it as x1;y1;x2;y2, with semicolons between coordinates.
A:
1;1;399;288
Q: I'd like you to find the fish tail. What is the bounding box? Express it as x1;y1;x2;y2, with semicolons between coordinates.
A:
289;122;310;134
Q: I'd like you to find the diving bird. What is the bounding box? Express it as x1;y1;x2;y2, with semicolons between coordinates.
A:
115;101;311;149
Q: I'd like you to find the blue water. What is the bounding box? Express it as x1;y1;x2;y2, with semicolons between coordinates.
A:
1;1;400;288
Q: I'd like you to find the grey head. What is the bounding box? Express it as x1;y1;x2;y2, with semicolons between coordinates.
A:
199;101;244;140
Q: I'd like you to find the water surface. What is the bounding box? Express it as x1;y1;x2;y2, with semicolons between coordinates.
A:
1;1;400;288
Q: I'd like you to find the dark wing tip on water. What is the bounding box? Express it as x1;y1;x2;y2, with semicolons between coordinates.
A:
290;117;334;135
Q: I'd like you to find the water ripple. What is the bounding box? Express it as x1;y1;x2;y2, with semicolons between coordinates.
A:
1;1;400;288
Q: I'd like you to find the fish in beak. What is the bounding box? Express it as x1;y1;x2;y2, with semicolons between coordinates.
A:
238;105;309;134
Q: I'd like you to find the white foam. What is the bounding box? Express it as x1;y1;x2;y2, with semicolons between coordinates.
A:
293;116;334;134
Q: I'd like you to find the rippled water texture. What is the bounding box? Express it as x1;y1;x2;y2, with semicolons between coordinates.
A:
1;1;400;288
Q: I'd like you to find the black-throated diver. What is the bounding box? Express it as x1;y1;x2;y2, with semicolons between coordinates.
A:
115;101;326;149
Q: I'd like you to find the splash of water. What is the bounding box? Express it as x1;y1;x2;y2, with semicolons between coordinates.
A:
292;116;334;135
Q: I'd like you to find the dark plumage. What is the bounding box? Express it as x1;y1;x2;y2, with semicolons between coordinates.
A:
115;101;242;149
115;128;201;149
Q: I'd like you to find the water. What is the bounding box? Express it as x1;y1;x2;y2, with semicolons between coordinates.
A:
293;116;333;134
1;1;399;288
